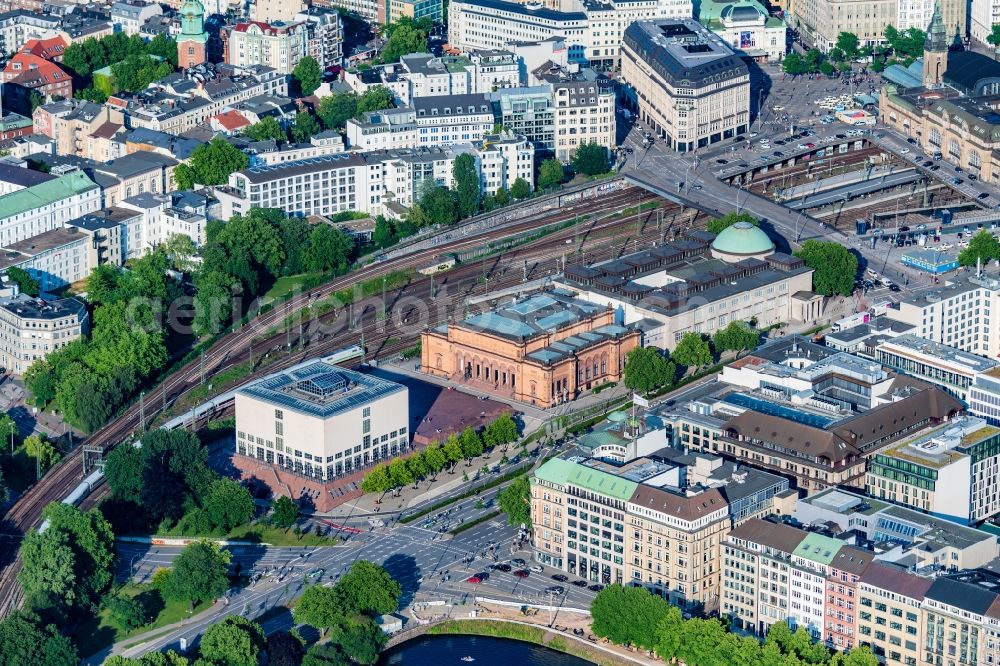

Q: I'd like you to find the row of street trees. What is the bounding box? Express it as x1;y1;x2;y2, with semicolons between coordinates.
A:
591;584;879;666
62;32;178;102
360;413;519;494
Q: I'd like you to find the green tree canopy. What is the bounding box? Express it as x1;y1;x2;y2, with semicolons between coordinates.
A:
0;611;78;665
202;478;254;532
379;17;431;63
334;560;401;616
958;230;1000;267
317;93;359;130
160;540;231;610
989;24;1000;48
835;32;860;59
303;225;353;273
538;159;565;190
623;345;674;395
174;137;248;189
357;86;396;114
104;593;147;631
712;321;760;354
452;153;481;218
294;584;341;632
291;111;322;143
292;56;322;96
794;239;859;296
590;584;670;650
244;116;287;142
510;177;531;199
199;616;264;666
671;332;713;369
571;143;610;176
497;475;531;528
5;267;39;296
271;495;299;529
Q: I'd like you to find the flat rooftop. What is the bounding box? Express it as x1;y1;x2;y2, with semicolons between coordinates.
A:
451;288;610;341
0;226;87;270
0;294;86;320
876;416;1000;470
878;333;999;374
237;360;406;419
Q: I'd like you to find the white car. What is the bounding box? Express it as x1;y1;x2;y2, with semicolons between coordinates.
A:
773;105;785;111
901;148;910;154
750;132;759;137
530;565;544;573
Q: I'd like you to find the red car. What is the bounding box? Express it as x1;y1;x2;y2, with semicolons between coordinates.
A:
513;569;530;578
466;575;483;584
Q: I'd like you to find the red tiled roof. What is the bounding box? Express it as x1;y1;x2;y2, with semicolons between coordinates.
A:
20;36;68;62
3;54;70;88
232;20;301;35
214;110;251;131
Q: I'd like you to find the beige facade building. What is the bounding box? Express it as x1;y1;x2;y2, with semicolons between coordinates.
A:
793;0;896;51
533;63;616;161
223;21;308;75
0;293;88;375
621;19;749;153
532;452;788;610
856;563;930;666
251;0;305;23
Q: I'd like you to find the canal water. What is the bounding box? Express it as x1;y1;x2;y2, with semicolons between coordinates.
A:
378;634;597;665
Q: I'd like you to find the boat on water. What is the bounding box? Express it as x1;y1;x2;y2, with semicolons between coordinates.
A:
461;657;475;662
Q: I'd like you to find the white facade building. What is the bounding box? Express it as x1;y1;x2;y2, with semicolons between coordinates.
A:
345;94;495;151
0;168;101;247
0;293;89;375
448;0;692;67
235;361;409;482
224;21;309;75
111;0;162;35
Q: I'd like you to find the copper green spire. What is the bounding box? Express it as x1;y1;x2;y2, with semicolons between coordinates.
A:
924;2;948;53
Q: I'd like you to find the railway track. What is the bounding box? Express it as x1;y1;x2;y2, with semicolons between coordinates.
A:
0;186;674;615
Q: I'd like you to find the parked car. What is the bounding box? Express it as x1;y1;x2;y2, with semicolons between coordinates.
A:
572;580;589;587
545;586;566;595
979;192;991;199
588;584;605;592
530;565;544;573
513;569;530;578
552;574;569;582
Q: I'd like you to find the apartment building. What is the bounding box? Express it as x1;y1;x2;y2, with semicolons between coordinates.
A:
533;62;615;161
0;293;88;374
0;226;90;293
557;226;816;350
112;64;287;135
865;415;1000;525
489;86;556;152
223;21;308;75
220;141;533;219
235;360;409;507
856;563;930;666
295;8;343;69
0;168;100;247
251;0;305;23
887;274;1000;359
533;451;787;610
33;99;125;160
346;94;495;151
825;546;873;650
111;0;162;35
2;52;72;112
448;0;692;68
621;19;750;153
922;574;1000;666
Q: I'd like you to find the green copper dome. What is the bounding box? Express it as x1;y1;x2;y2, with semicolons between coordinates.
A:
711;221;775;256
179;0;207;39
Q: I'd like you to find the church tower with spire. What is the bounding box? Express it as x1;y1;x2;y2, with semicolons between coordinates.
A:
176;0;209;70
923;2;949;87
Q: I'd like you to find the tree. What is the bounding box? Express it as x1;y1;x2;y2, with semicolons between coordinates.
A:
712;321;760;354
5;267;39;296
571;143;610;176
292;56;322;97
538;159;565;190
202;478;254;532
497;475;531;528
623;345;673;395
334;560;401;616
294;584;341;632
147;33;178;67
330;616;385;665
781;52;807;76
379;17;430;63
485;413;518;447
200;616;264;666
510;176;531;200
959;230;1000;267
422;444;447;476
291;111;322;143
23;434;59;473
452;153;481;218
104;593;147;631
163;234;197;272
794;239;859;297
267;631;305;666
173;137;248;189
459;426;483;461
140;429;214;524
317;93;359;130
0;611;78;665
835;32;860;59
271;495;299;529
706;211;758;234
304;225;353;273
590;584;670;650
414;185;458;226
671;332;712;370
653;605;684;661
405;453;427;482
387;457;413;490
244;116;286;142
161;540;231;610
19;503;115;612
302;643;348;666
442;436;463;467
357;85;395;114
360;464;391;494
989;24;1000;51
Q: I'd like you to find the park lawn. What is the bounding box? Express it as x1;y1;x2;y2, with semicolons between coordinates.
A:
72;583;210;658
261;272;322;306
